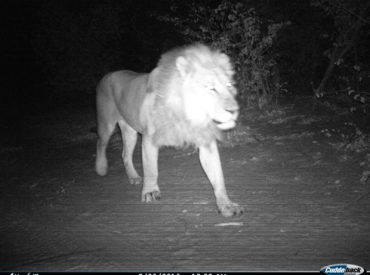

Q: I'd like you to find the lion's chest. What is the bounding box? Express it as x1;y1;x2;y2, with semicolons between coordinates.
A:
151;113;221;148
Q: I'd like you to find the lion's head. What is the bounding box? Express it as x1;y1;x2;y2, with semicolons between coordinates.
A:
147;43;239;147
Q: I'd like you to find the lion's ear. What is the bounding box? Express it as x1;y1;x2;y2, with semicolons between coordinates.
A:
176;56;190;77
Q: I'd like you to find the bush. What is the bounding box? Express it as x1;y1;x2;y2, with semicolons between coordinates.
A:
158;0;288;108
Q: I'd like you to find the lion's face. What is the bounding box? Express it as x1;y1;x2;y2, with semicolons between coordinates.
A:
177;54;239;131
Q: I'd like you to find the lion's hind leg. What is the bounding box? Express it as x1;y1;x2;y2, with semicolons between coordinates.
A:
96;121;116;176
118;120;142;185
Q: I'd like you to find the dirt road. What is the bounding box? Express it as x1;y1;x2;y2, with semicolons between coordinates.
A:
1;103;369;271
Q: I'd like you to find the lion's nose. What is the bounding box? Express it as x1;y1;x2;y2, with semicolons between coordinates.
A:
227;106;239;113
226;107;239;119
226;102;239;115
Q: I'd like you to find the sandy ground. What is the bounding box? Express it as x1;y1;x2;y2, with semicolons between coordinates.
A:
1;101;369;271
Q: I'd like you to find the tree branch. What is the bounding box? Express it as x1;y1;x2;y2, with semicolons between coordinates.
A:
314;2;370;96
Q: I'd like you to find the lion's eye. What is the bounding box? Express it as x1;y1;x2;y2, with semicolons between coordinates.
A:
211;88;218;93
209;87;219;94
202;82;218;94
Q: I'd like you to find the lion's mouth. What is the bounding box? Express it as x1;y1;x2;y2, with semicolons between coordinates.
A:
213;119;236;130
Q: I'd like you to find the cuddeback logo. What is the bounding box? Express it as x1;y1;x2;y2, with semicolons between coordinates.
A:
321;264;366;275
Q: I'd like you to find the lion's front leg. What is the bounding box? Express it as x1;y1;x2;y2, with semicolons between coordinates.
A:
141;135;161;202
199;141;244;217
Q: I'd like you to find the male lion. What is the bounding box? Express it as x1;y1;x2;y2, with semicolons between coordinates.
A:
95;43;243;217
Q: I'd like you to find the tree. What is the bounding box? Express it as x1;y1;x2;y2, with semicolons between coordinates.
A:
157;0;288;108
311;0;370;113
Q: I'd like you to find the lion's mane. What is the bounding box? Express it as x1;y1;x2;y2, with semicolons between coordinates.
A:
144;44;235;148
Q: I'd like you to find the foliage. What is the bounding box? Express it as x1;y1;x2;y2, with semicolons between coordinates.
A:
158;0;288;108
311;0;370;114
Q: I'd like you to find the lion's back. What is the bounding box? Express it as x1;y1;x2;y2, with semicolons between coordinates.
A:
97;70;143;95
96;70;151;133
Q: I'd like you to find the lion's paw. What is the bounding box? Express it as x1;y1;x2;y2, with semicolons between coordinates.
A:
218;202;244;218
129;176;143;185
96;162;108;176
141;190;161;202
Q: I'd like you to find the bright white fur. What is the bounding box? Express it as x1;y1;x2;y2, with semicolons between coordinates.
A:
95;44;243;217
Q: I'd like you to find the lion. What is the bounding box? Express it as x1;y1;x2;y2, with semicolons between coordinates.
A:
95;43;243;217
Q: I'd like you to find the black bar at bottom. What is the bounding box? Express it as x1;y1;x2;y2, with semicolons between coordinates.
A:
0;271;322;275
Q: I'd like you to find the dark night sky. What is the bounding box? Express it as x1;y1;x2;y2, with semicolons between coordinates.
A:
3;0;178;89
3;0;170;114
